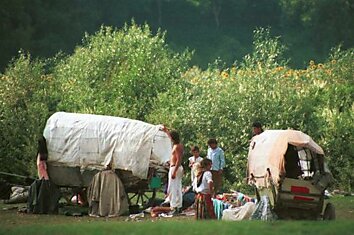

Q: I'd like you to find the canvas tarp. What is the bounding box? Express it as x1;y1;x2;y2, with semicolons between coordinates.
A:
87;170;129;217
43;112;171;179
247;130;325;187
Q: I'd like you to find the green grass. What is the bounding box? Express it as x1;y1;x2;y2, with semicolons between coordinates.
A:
0;196;353;235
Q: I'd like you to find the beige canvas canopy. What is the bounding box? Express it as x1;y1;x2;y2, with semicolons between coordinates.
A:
247;130;325;187
43;112;171;180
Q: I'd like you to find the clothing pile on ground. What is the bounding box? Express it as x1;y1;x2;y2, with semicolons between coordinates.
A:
210;191;258;221
250;195;278;221
142;189;277;221
3;186;29;204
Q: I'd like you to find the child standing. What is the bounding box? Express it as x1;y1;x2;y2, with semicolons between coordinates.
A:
193;158;216;220
188;146;203;184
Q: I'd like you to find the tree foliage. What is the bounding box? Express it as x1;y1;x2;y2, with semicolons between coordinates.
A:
148;30;354;191
1;0;353;71
54;23;191;120
0;25;352;192
0;23;191;179
0;54;53;176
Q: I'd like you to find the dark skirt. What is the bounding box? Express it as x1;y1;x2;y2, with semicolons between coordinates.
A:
27;179;60;214
195;193;216;220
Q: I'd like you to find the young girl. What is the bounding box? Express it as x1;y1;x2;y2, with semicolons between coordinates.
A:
188;146;203;184
37;136;49;180
193;158;216;219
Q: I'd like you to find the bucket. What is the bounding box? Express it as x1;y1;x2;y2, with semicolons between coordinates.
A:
149;176;161;189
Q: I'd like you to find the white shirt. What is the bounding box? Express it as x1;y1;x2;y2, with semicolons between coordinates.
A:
193;171;213;194
189;156;203;183
188;156;203;166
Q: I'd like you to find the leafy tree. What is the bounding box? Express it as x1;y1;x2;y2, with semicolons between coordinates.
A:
187;0;223;29
315;47;354;191
148;28;354;191
0;53;52;177
0;22;352;192
54;23;191;120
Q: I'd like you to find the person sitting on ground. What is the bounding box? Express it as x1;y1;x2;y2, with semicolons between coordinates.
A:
193;158;216;220
150;206;172;217
151;186;196;217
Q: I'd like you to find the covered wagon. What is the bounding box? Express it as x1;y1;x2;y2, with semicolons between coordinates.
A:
247;130;335;220
43;112;171;205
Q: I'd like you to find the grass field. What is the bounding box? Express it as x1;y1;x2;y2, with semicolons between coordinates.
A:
0;196;353;235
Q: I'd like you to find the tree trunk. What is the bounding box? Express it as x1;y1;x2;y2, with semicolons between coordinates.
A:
212;0;221;29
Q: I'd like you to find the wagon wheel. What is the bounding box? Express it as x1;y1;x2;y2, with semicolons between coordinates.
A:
323;202;336;220
129;188;156;208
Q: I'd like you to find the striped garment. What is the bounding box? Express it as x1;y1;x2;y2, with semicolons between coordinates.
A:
195;193;216;220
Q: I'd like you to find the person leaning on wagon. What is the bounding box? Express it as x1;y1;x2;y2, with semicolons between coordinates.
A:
206;138;225;194
28;136;60;214
37;136;49;180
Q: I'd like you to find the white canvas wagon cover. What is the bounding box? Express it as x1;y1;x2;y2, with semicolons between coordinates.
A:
247;130;325;187
43;112;171;179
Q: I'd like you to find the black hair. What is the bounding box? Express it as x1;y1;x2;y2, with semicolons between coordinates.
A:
207;138;217;145
200;158;212;169
252;121;262;128
170;130;180;144
191;146;199;152
38;136;48;161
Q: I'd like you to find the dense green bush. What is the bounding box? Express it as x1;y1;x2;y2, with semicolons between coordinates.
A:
0;23;191;178
315;47;354;191
0;54;52;176
148;30;353;192
0;25;352;192
53;23;191;120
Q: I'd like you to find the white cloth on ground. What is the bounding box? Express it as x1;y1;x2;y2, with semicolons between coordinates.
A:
222;202;256;221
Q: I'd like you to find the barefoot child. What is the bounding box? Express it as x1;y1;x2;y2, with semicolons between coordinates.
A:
193;158;216;219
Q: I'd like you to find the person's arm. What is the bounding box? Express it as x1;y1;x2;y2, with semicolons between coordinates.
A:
206;172;215;197
209;181;215;197
161;125;172;140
